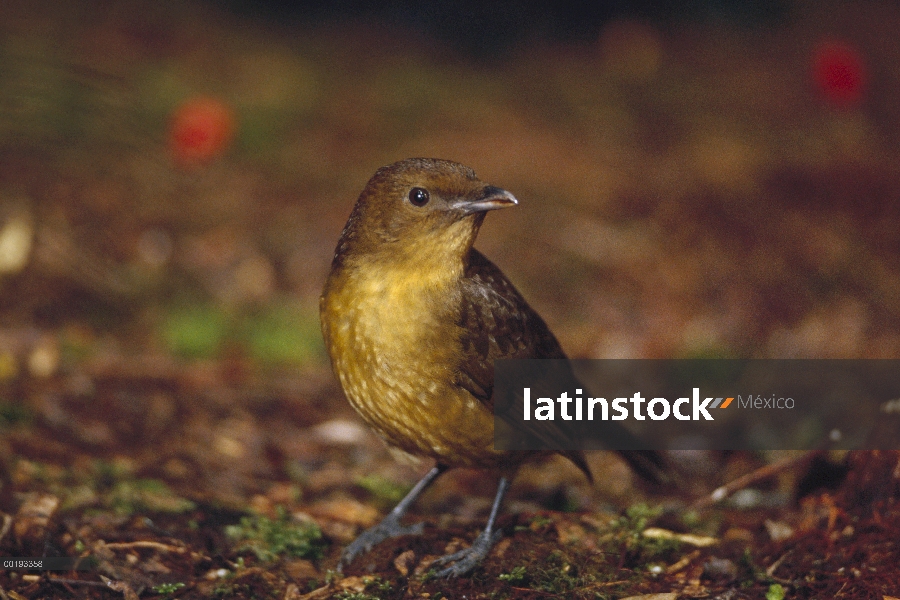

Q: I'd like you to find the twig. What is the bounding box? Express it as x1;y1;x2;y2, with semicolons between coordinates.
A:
766;549;792;579
102;541;186;553
0;513;11;544
765;550;796;585
46;577;106;587
100;576;139;600
692;451;817;508
667;550;701;574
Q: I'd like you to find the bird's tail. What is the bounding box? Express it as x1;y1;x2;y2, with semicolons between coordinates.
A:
618;449;672;487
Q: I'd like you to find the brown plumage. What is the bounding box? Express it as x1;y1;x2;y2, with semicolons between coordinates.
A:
320;158;662;577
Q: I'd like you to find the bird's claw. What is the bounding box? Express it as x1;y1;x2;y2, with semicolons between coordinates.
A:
338;517;425;571
429;529;503;578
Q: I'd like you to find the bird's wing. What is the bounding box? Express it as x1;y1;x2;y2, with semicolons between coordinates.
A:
456;250;597;478
456;249;567;407
457;250;669;486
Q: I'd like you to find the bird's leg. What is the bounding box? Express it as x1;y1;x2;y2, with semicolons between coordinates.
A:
339;464;447;570
430;475;511;578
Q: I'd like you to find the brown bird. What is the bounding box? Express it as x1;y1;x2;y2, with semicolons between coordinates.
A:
320;158;664;577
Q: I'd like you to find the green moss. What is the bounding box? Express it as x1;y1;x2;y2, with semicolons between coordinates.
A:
498;565;528;585
162;303;230;359
0;401;32;429
355;474;409;509
241;302;323;366
607;503;680;566
335;576;393;600
494;548;624;597
151;582;185;596
225;507;326;562
105;478;196;515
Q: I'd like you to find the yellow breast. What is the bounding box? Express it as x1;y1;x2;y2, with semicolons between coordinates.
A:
320;254;500;467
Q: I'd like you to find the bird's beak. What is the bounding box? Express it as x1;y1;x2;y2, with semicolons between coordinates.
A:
454;186;518;215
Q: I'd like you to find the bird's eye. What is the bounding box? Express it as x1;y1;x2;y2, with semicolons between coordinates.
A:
408;187;430;207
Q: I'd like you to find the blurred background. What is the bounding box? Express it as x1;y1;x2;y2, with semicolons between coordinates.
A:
0;0;898;595
2;0;897;368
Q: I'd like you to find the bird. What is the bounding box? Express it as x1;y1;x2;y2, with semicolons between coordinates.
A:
320;158;665;577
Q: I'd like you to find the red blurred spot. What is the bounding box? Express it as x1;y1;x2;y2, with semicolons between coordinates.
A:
812;40;867;109
168;97;236;168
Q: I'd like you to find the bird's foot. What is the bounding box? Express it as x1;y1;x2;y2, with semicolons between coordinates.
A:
339;515;425;571
429;528;503;578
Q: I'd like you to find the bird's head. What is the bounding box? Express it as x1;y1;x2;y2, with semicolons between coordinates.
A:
332;158;517;268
